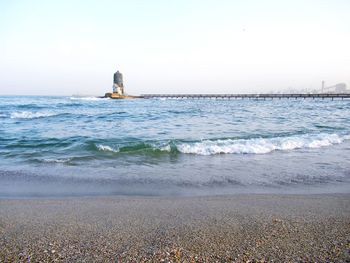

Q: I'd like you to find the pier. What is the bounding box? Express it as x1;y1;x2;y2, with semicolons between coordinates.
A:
141;93;350;100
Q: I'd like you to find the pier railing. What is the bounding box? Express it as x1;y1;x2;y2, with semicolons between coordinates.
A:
140;93;350;100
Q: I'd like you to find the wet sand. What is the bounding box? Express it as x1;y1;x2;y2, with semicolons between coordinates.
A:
1;194;349;262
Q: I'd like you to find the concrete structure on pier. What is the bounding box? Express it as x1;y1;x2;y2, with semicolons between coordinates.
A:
320;82;348;94
104;70;139;99
113;70;124;95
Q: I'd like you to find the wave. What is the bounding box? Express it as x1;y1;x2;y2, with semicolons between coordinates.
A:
56;102;83;107
70;97;108;101
96;144;120;153
4;133;349;162
90;133;349;156
16;104;46;110
42;158;72;164
176;133;346;155
94;142;171;154
10;111;57;119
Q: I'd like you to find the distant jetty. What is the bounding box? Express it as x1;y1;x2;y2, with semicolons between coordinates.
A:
104;71;350;100
104;70;140;99
140;93;350;100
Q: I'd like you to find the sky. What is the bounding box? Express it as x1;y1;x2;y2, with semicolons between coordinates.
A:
0;0;349;95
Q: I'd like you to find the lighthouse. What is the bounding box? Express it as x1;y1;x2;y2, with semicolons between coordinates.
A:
113;70;124;95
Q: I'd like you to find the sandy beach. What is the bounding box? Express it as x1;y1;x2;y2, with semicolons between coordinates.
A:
0;194;349;262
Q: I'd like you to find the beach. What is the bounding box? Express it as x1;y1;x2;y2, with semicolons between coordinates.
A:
1;194;349;262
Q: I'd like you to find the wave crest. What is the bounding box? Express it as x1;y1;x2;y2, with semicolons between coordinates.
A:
10;111;56;119
96;144;120;153
92;133;348;156
95;142;171;154
176;133;346;155
42;158;72;163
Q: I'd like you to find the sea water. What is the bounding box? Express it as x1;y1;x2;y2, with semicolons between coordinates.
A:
0;96;349;197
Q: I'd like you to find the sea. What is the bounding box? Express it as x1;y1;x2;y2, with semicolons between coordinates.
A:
0;96;350;197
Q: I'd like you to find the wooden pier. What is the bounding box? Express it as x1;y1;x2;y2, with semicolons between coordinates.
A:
140;93;350;100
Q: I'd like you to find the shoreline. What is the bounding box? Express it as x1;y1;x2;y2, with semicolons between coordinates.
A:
1;193;349;262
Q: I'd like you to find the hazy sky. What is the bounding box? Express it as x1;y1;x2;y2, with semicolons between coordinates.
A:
0;0;349;95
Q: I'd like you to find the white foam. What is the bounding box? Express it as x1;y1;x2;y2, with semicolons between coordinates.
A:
96;144;119;153
176;133;348;155
158;144;172;152
344;134;350;140
10;111;56;119
42;158;71;163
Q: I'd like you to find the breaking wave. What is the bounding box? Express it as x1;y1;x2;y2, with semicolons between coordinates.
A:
10;111;57;119
176;133;347;155
95;143;171;154
42;158;72;164
96;144;120;153
91;133;349;156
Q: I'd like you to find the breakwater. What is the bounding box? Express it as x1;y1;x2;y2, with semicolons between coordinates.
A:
141;93;350;99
